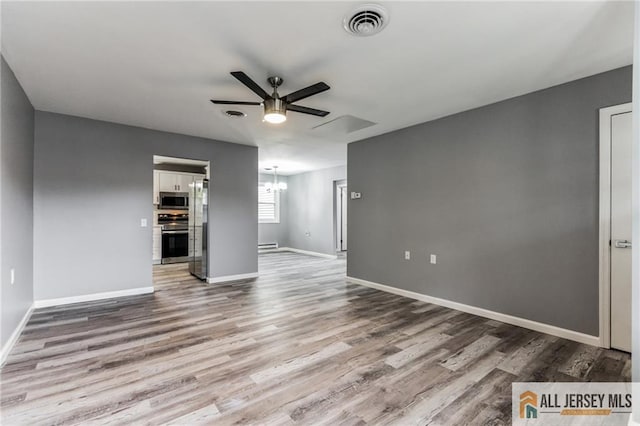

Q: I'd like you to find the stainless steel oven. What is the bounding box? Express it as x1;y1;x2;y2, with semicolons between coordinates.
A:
159;192;189;210
158;213;189;264
162;230;189;264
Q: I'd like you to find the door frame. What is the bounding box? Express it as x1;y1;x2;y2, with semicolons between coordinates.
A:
599;102;632;349
335;181;347;252
340;185;347;251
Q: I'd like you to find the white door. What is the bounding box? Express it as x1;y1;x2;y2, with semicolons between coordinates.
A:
336;184;348;252
610;110;632;352
340;186;348;251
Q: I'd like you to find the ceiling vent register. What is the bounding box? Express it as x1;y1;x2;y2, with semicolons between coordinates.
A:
223;110;246;118
343;4;389;37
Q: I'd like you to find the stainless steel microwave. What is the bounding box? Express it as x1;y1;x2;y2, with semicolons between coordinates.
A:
159;192;189;210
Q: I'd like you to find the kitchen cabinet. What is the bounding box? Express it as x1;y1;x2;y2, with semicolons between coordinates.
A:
179;174;195;192
152;226;162;264
157;171;201;193
159;172;182;192
153;171;160;204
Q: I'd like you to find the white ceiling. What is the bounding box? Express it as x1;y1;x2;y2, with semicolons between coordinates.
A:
1;1;634;175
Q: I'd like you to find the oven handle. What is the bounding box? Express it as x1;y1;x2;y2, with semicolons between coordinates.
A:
162;230;188;235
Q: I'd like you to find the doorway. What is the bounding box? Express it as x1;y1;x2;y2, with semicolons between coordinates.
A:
152;155;210;284
336;181;347;252
599;103;632;352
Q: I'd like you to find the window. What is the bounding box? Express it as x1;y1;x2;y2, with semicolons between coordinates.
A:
258;184;279;223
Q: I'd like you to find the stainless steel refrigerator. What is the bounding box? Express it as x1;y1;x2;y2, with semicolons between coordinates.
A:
189;178;208;280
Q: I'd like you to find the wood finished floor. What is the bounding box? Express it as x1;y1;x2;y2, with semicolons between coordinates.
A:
0;252;631;425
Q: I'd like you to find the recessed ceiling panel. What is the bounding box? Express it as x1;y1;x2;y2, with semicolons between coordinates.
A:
313;115;377;134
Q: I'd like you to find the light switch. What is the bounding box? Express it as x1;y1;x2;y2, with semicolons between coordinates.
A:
141;218;148;227
430;254;437;264
404;251;411;260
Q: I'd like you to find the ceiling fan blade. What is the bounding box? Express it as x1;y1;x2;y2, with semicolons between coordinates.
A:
210;100;262;105
287;104;330;117
281;82;330;104
230;71;271;100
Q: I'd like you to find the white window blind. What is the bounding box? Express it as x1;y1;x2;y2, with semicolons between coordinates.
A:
258;185;279;223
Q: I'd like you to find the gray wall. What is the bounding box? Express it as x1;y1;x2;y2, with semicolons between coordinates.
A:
348;66;632;335
1;56;34;348
34;112;257;300
258;173;288;247
287;165;346;256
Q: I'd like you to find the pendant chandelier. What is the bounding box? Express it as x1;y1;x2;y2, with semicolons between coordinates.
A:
265;166;287;192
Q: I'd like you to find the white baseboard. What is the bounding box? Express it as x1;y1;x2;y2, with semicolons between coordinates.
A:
1;303;35;366
278;247;338;260
34;287;155;308
207;272;259;284
346;276;601;347
258;249;279;254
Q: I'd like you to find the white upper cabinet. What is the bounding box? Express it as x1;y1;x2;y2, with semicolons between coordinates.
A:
154;171;205;205
158;172;181;192
157;171;199;193
179;174;194;193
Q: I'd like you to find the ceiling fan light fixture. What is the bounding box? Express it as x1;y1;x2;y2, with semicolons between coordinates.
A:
264;112;287;124
263;98;287;124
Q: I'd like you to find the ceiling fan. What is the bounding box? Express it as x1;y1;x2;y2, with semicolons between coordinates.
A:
211;71;330;124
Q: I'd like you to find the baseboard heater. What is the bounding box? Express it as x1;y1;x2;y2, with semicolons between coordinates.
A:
258;243;279;250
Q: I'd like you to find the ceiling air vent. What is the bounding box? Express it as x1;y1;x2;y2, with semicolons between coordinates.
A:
343;4;389;37
223;110;246;118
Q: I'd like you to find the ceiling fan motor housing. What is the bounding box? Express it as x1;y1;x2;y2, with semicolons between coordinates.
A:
264;97;286;116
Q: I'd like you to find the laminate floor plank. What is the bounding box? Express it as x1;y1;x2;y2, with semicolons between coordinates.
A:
0;252;630;425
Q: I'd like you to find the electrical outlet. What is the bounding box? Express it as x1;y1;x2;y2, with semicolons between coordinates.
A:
430;254;437;264
404;251;411;260
305;231;311;237
350;192;362;200
141;218;148;227
10;268;15;285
